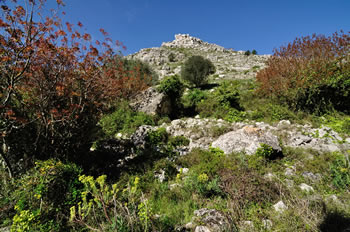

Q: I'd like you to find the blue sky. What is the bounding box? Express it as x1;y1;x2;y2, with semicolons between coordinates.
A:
51;0;349;55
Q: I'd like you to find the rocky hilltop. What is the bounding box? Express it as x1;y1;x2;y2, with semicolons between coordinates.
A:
128;34;270;80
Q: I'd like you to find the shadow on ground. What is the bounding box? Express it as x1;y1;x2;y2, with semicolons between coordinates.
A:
319;211;350;232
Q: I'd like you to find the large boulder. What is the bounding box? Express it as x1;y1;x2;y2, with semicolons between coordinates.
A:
211;125;282;155
130;87;171;116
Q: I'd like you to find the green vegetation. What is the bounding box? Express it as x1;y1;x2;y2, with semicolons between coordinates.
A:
99;101;155;138
181;55;216;87
257;31;350;114
0;1;349;230
168;52;176;62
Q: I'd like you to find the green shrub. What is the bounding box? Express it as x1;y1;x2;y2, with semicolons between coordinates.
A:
99;101;155;137
252;50;257;55
11;160;82;232
168;53;176;62
256;143;279;160
146;127;168;146
182;88;208;109
330;152;350;190
196;81;242;119
157;75;184;99
181;56;215;87
244;50;251;56
157;75;185;118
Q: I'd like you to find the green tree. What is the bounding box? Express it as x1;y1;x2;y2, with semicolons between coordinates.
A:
181;56;215;87
252;49;257;55
244;50;251;56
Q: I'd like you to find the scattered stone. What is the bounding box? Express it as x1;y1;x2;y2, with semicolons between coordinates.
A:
169;183;181;190
277;120;291;129
154;170;166;182
0;227;11;232
284;166;296;176
182;168;189;174
264;173;276;181
302;172;322;182
285;179;294;188
273;201;287;213
188;208;232;232
185;222;195;230
299;183;314;193
195;226;211;232
325;194;341;204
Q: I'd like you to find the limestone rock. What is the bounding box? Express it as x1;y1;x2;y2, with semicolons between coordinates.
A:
130;87;171;116
299;183;314;193
130;125;154;148
273;201;287;213
211;126;282;155
195;226;211;232
302;172;322;182
188;208;234;232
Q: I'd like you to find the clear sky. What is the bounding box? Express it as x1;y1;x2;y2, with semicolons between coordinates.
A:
51;0;349;55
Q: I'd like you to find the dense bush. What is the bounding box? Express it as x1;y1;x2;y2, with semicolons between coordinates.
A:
252;49;257;55
11;160;82;231
330;152;350;190
181;88;208;109
168;53;176;62
244;50;251;56
157;75;185;118
196;81;242;119
181;56;216;87
99;101;155;138
157;75;184;99
256;31;350;114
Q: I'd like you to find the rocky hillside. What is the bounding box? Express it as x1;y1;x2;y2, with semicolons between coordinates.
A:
127;34;269;80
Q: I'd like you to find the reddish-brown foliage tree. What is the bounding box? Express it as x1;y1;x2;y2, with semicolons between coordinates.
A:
0;0;151;176
256;31;350;113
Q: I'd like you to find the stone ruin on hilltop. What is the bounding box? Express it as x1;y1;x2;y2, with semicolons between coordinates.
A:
161;34;226;52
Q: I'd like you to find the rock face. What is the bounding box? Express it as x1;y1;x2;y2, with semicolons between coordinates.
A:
129;87;171;116
211;125;282;155
128;34;269;80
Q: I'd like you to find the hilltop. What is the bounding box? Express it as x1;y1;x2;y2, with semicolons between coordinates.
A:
128;34;269;80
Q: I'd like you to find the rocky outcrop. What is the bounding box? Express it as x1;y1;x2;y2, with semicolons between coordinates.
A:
211;125;282;155
129;87;171;116
128;34;269;80
162;118;349;155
